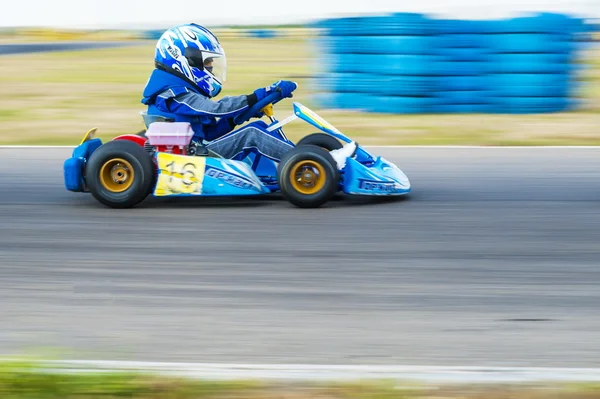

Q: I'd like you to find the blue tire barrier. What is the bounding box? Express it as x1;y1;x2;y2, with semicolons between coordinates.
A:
361;13;438;36
485;33;574;54
319;13;437;36
373;55;444;75
435;19;490;34
437;76;489;91
326;53;445;75
312;12;591;114
317;73;438;96
434;90;491;104
437;47;490;61
140;30;164;40
487;73;571;89
364;75;439;96
485;53;573;74
487;73;573;97
313;92;369;110
489;84;571;98
320;35;440;55
246;29;278;38
437;60;489;76
486;12;586;34
437;34;490;48
314;17;366;37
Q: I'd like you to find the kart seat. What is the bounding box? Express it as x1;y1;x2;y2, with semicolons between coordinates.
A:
139;110;174;129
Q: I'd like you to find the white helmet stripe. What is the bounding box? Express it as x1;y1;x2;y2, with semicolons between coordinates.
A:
176;28;188;47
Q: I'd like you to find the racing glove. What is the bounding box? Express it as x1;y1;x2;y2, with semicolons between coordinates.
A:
270;80;297;98
247;80;298;106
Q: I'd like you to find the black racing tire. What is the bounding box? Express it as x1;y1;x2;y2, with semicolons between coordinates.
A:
296;133;343;151
277;144;340;208
85;140;155;209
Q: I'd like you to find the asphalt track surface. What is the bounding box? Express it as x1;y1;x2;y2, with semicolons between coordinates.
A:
1;147;600;368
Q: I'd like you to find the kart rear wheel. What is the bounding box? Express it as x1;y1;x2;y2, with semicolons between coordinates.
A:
86;140;155;208
296;133;343;151
277;145;340;208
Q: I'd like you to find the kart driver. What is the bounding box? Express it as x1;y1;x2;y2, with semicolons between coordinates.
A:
141;23;357;168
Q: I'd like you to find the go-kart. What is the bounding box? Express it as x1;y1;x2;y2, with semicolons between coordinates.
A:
63;88;411;208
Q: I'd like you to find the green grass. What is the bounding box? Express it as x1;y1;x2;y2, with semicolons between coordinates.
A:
0;109;26;121
0;359;599;399
0;359;263;399
0;37;598;146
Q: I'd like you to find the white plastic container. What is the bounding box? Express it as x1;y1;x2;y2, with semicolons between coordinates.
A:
145;122;195;147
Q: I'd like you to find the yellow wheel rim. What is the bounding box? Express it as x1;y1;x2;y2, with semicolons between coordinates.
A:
99;158;134;193
289;160;326;195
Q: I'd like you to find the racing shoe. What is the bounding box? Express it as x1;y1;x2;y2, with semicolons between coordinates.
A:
329;141;357;170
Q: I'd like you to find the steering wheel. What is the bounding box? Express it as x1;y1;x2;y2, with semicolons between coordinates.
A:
233;89;285;125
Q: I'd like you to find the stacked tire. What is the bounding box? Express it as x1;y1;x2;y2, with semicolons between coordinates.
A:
434;19;492;113
484;13;582;113
313;13;441;113
312;12;588;114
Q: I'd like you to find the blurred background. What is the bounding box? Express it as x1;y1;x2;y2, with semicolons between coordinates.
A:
2;2;600;392
0;0;598;146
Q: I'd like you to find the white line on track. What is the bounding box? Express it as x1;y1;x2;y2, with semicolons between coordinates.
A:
22;360;600;382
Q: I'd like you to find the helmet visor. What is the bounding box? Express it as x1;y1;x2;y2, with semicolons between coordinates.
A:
202;52;227;82
185;47;226;82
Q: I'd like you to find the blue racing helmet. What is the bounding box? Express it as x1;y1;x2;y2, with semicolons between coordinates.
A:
154;23;226;98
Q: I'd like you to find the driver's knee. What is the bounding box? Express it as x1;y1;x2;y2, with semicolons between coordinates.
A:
239;127;266;147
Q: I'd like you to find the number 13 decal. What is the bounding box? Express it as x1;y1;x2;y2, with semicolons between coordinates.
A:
165;161;200;193
155;154;206;196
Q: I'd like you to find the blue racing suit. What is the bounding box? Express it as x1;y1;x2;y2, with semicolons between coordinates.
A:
141;68;294;161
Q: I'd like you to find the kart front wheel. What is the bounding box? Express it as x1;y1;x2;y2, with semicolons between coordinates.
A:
296;133;342;151
86;140;155;208
277;145;340;208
